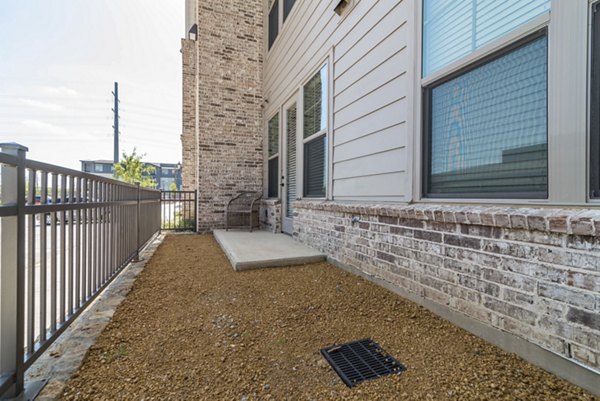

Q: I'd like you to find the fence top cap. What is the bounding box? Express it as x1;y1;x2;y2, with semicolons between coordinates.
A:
0;142;29;152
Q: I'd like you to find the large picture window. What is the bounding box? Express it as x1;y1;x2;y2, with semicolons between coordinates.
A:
591;4;600;199
424;34;548;198
303;65;328;197
422;0;550;199
268;114;279;198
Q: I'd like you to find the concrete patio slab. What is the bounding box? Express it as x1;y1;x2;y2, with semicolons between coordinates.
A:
213;229;325;271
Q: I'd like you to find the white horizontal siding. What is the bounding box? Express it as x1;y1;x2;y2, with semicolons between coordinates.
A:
264;0;413;202
334;172;409;197
333;147;407;180
334;98;408;146
335;123;408;160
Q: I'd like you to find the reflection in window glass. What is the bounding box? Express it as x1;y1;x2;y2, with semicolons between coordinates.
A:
422;0;550;76
303;65;328;139
427;36;547;197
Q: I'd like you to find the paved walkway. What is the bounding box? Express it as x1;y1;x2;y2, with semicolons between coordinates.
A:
213;229;325;271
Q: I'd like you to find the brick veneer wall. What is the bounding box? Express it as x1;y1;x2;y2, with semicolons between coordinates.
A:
194;0;264;232
260;199;281;233
294;201;600;372
181;38;197;192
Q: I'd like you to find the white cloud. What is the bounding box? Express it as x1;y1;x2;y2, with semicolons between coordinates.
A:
17;98;65;112
21;119;68;136
40;85;79;98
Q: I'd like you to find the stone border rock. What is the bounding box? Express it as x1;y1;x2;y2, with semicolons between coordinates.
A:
25;233;167;401
294;201;600;237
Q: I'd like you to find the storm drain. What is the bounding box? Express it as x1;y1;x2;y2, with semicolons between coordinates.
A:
320;339;406;387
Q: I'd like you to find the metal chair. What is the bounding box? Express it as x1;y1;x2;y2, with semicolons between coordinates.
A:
225;191;262;231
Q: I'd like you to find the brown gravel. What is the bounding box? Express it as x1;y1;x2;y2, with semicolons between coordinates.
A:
61;234;597;401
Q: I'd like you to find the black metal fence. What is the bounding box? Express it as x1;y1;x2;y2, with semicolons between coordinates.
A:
0;143;161;398
160;191;197;231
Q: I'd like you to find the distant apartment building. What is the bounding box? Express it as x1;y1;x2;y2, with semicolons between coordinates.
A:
81;159;182;190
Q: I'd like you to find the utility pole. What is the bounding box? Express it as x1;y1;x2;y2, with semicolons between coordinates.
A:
112;82;120;164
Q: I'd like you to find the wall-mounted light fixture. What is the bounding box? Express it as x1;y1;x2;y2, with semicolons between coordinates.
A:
334;0;350;16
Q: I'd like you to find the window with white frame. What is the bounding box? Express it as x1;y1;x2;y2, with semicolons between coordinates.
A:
268;0;279;49
268;113;280;198
268;0;296;50
303;65;328;198
591;3;600;199
422;0;550;198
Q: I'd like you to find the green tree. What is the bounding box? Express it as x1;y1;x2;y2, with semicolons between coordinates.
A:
113;149;157;188
169;181;178;191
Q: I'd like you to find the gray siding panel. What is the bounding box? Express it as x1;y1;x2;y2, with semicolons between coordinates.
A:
264;0;413;201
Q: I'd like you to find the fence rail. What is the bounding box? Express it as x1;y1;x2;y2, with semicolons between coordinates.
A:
160;190;197;231
0;143;161;398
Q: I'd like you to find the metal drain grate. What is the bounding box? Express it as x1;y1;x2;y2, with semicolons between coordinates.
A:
320;339;406;387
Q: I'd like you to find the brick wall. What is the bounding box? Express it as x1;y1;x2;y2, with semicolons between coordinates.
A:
294;201;600;372
181;38;197;192
260;199;281;233
193;0;264;231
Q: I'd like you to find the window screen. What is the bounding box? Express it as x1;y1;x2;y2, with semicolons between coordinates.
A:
424;34;548;198
303;65;328;138
422;0;550;77
284;0;295;21
304;135;326;197
591;4;600;199
268;0;279;49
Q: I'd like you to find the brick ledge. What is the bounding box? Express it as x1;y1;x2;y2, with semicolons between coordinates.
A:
294;200;600;237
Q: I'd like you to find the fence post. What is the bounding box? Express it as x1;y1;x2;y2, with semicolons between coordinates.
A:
0;143;27;397
134;182;141;262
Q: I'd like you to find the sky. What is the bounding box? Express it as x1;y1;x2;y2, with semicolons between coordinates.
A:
0;0;184;170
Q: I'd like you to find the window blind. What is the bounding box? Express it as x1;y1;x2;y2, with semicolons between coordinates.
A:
268;158;279;198
303;65;328;138
286;104;297;217
304;135;327;197
423;0;550;77
427;35;548;197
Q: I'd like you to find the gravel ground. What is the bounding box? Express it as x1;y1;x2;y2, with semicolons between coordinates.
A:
61;234;597;401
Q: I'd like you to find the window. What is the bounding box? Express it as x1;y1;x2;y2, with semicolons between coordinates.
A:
303;65;328;197
422;0;549;199
422;0;550;76
268;113;280;198
95;164;104;173
268;0;279;49
591;4;600;198
283;0;295;21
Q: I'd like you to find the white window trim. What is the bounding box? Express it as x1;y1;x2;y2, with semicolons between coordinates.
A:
413;0;591;206
298;58;332;200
